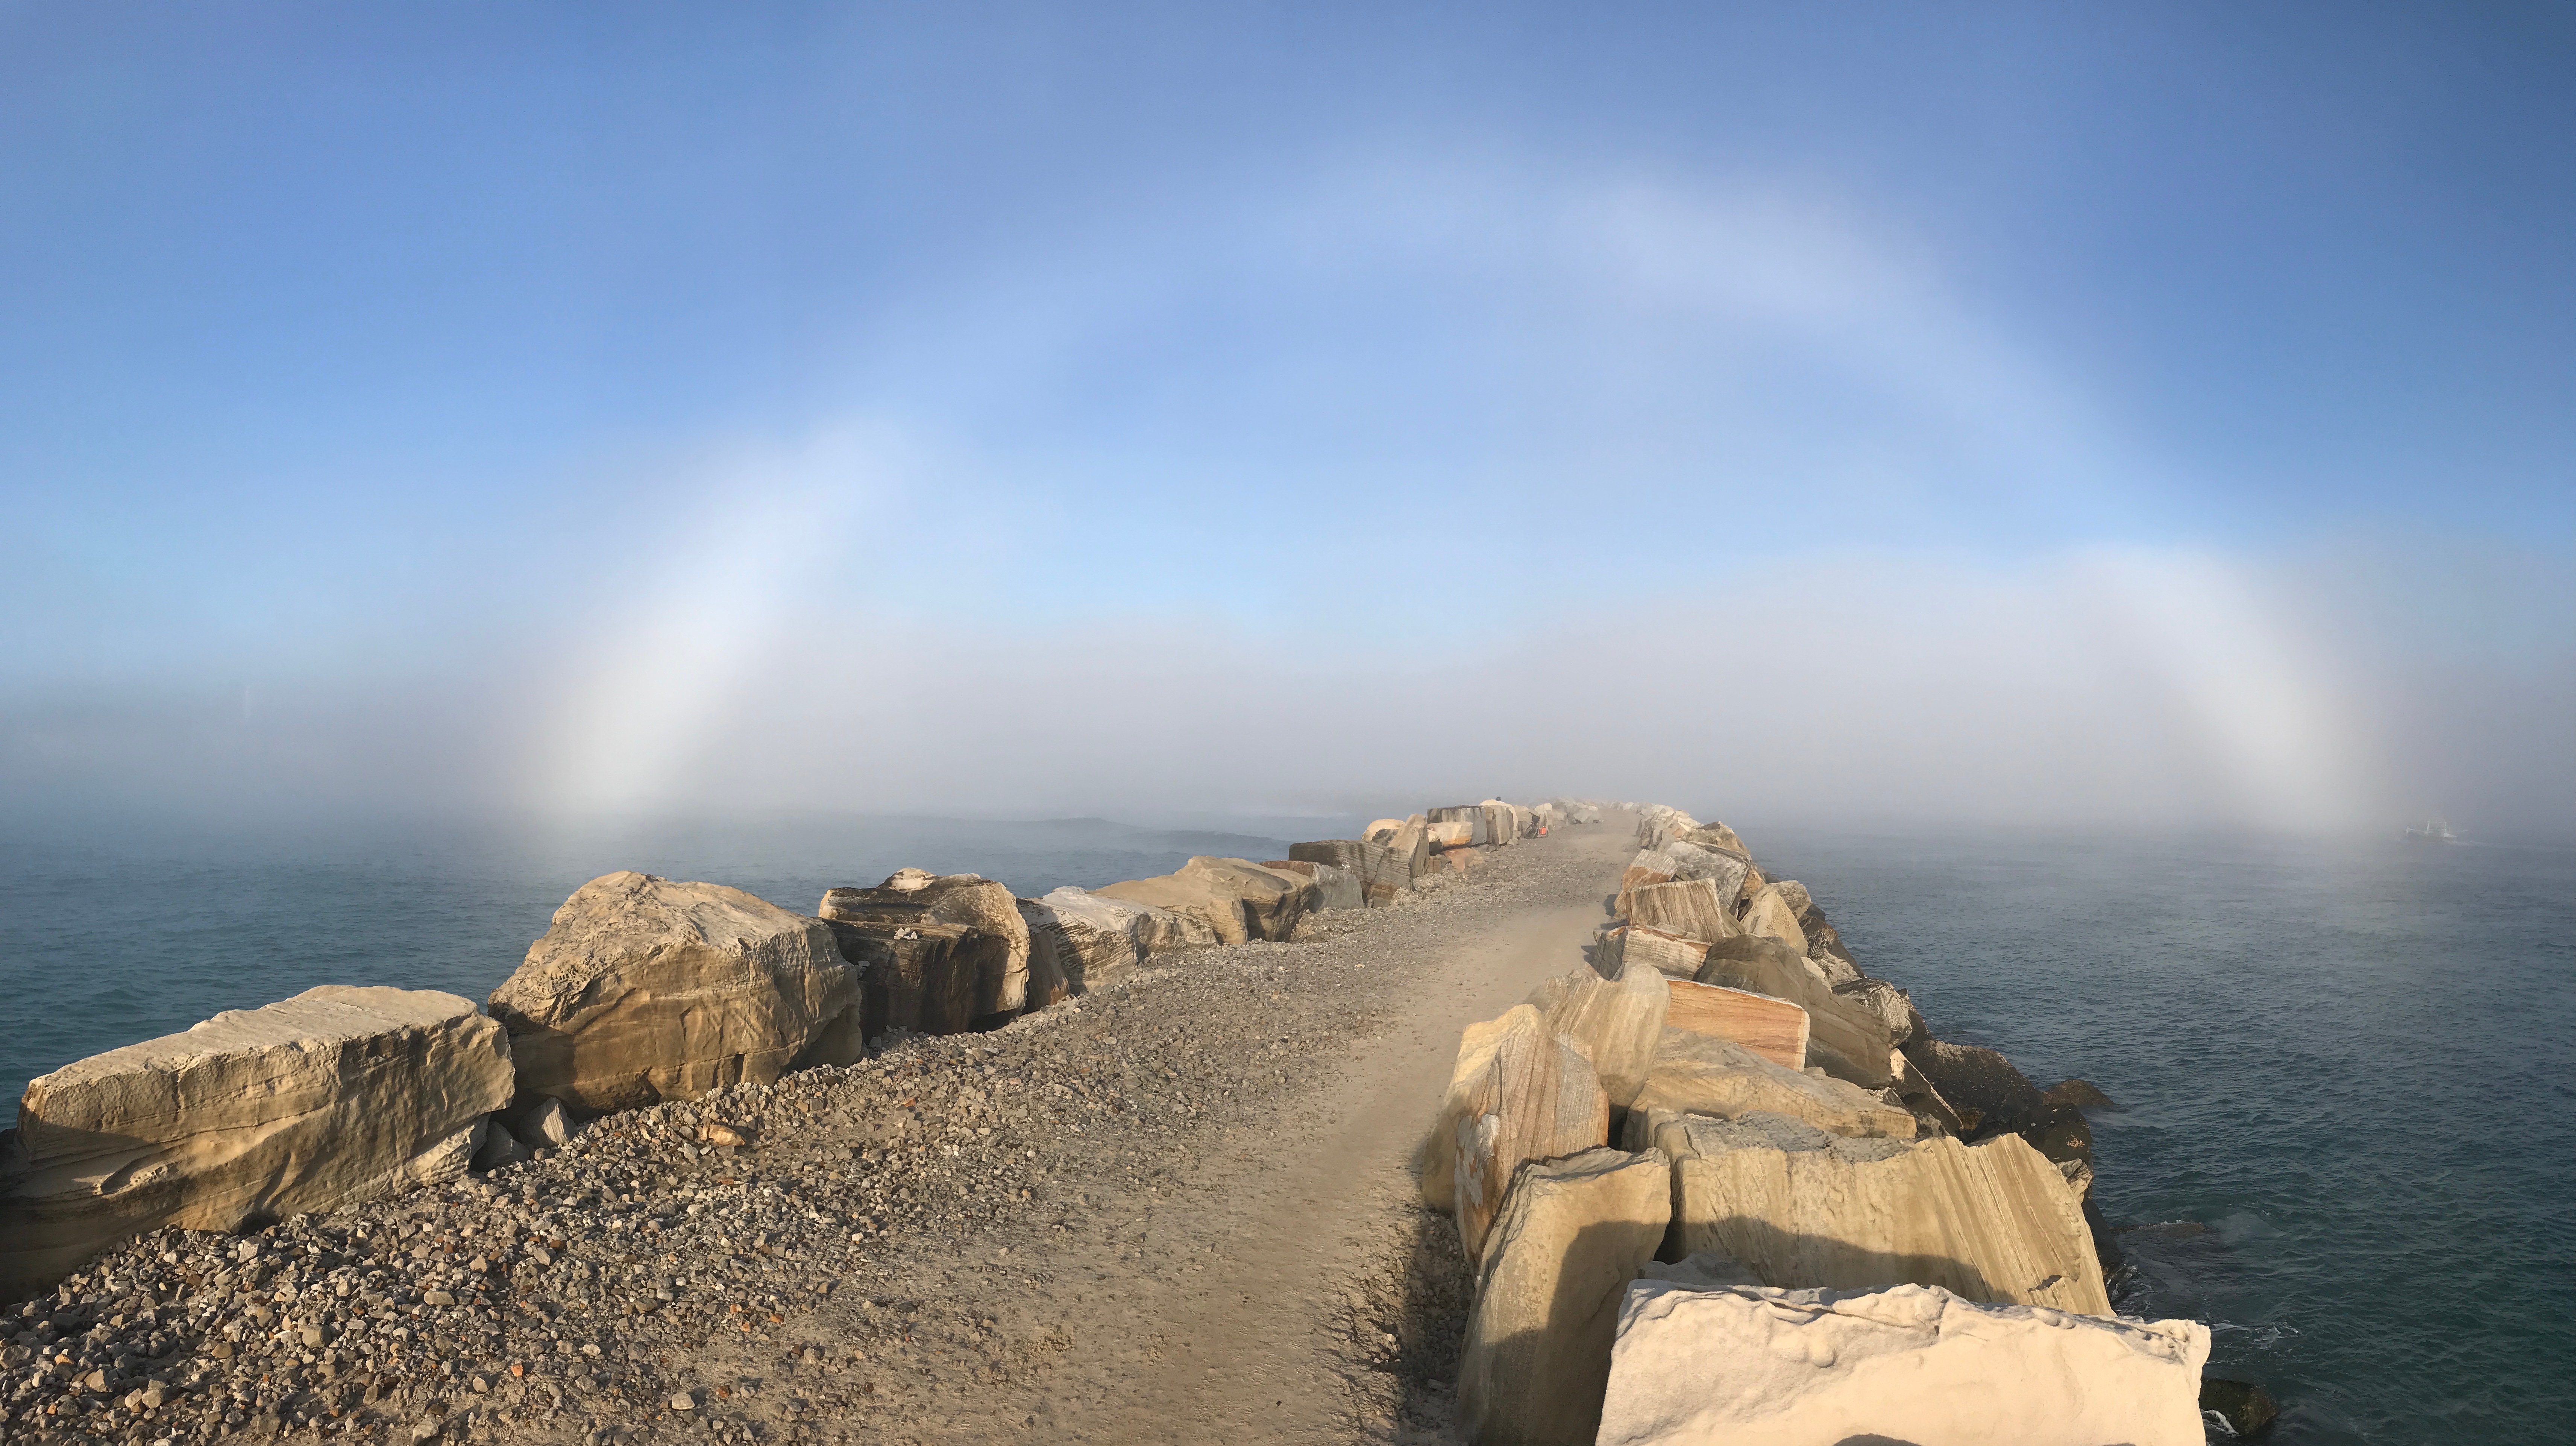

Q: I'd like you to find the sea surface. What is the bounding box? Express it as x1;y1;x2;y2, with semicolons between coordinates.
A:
4;814;2570;1442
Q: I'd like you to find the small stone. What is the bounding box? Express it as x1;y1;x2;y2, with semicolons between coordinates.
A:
301;1327;326;1347
411;1414;446;1441
423;1290;457;1308
671;1390;698;1411
700;1124;751;1149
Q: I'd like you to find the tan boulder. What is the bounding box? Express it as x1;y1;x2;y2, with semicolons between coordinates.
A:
1658;1111;2109;1314
1597;1279;2209;1446
1832;976;1928;1047
1525;961;1669;1107
1627;1030;1916;1141
1694;935;1895;1088
1617;878;1737;943
1599;923;1713;980
820;872;1030;1034
1456;1148;1671;1446
1426;820;1476;851
1263;858;1364;911
1740;884;1809;955
1;986;512;1302
1362;817;1406;843
1663;980;1808;1072
1418;1006;1611;1261
1094;856;1311;944
1285;840;1404;904
492;872;859;1114
1678;821;1748;854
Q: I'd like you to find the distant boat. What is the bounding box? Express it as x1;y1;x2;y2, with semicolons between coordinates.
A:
2401;815;2460;844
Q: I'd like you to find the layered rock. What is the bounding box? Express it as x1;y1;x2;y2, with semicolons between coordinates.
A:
1426;820;1476;851
1662;980;1809;1072
1831;976;1927;1049
1285;838;1408;905
1693;935;1894;1088
1597;1279;2209;1446
1265;855;1367;910
1616;878;1737;943
1417;1006;1610;1260
1625;1031;1915;1142
1599;923;1712;980
1;986;512;1302
492;872;860;1114
1094;856;1312;945
1456;1148;1670;1446
1525;961;1670;1107
1657;1111;2110;1314
819;872;1032;1036
1427;806;1490;847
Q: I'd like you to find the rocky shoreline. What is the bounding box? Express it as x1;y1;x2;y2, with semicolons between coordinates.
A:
0;800;1582;1444
1;801;2277;1443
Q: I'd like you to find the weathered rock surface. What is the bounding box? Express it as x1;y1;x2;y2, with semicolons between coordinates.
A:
1264;857;1365;911
1617;878;1737;943
1677;822;1747;855
1;986;512;1301
1661;980;1808;1072
1596;1279;2209;1446
820;872;1036;1035
1456;1148;1670;1446
1903;1036;2044;1132
1739;884;1809;955
1428;806;1490;847
1831;975;1927;1048
492;873;858;1115
1094;856;1311;945
1890;1046;1969;1136
1600;922;1713;979
1659;1111;2110;1314
1426;820;1476;851
1286;838;1407;905
1692;935;1894;1088
1626;1031;1915;1141
1525;961;1670;1107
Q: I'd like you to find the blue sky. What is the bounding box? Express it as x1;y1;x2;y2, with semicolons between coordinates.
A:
4;4;2570;832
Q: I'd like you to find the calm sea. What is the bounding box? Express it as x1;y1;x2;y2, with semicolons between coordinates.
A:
5;815;2569;1440
1754;826;2576;1444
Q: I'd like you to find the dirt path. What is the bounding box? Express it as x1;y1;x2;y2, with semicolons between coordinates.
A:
760;817;1637;1446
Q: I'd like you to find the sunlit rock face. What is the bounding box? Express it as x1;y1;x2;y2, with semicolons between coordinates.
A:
1597;1279;2208;1446
493;871;859;1113
2;985;513;1301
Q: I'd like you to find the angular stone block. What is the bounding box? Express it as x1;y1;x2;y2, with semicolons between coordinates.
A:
1663;980;1808;1072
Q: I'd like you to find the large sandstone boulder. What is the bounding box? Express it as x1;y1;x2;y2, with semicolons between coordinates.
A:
1617;878;1737;943
1525;961;1669;1107
1617;848;1678;897
1385;817;1433;879
1094;856;1311;944
1456;1148;1670;1446
1;987;512;1302
493;873;859;1113
1418;1006;1610;1258
1599;923;1712;980
1739;884;1808;955
1019;886;1210;991
1286;839;1407;905
1596;1279;2209;1446
1677;821;1747;854
1903;1037;2044;1132
1265;857;1366;911
819;872;1032;1036
1694;936;1893;1088
1662;841;1751;901
1428;806;1490;846
1657;1111;2110;1314
1626;1031;1915;1142
1663;980;1808;1072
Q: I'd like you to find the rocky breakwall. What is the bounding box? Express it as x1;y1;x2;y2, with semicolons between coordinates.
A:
0;988;511;1304
1417;804;2210;1446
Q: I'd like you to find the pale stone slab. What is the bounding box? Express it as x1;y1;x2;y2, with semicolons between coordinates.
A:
1456;1148;1671;1446
1619;878;1738;944
1740;884;1809;955
1663;1112;2110;1314
2;986;512;1301
1694;936;1894;1088
1597;1279;2209;1446
1094;855;1311;944
494;872;859;1114
1525;961;1669;1108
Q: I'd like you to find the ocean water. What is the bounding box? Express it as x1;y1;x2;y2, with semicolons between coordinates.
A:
1755;826;2576;1444
5;816;2569;1440
0;811;1350;1106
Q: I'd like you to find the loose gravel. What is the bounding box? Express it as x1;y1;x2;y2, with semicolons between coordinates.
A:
2;831;1623;1446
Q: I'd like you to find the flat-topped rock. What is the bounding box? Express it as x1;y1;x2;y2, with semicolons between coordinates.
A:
1662;980;1808;1071
1618;878;1738;943
1658;1111;2110;1314
1598;1279;2208;1446
1694;935;1894;1088
2;986;512;1302
1627;1029;1915;1141
1094;857;1311;944
1263;857;1364;911
493;872;859;1114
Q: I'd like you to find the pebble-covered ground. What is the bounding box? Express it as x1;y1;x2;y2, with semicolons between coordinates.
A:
3;831;1624;1446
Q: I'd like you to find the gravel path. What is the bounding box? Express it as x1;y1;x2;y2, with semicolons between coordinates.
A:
3;819;1635;1446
